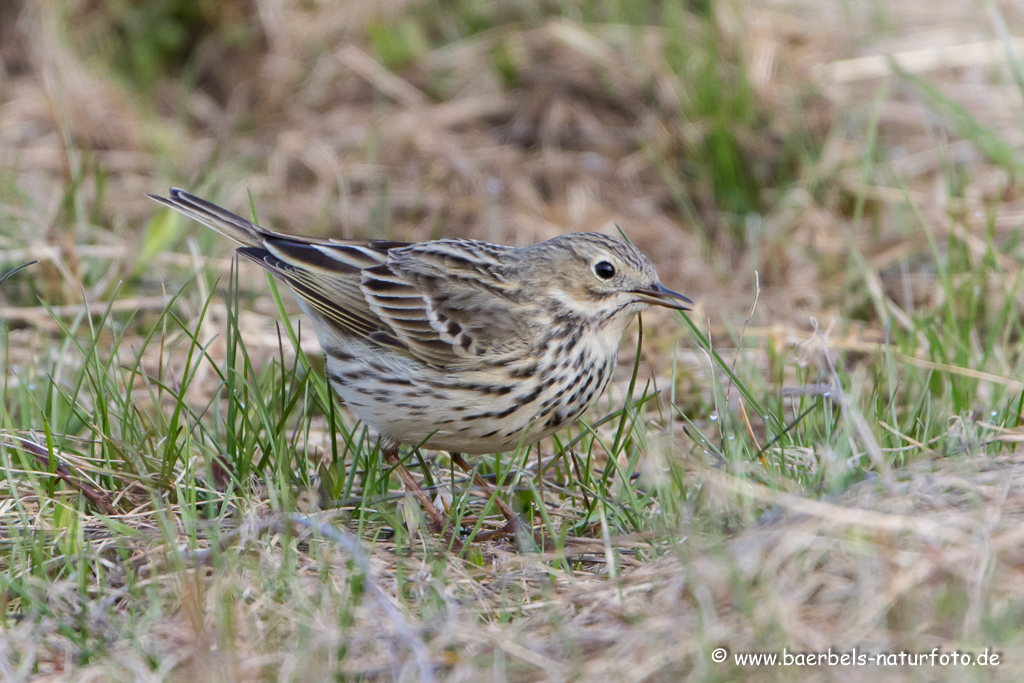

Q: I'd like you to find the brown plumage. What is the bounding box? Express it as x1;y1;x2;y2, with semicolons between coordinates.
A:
150;188;691;543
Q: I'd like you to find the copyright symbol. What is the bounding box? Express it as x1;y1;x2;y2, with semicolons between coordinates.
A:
712;647;728;663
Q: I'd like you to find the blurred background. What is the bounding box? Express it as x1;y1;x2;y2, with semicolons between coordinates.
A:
2;0;1018;334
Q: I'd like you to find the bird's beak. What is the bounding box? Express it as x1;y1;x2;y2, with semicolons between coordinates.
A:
632;283;693;311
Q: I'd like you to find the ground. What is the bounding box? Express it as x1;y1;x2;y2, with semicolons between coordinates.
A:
2;0;1024;681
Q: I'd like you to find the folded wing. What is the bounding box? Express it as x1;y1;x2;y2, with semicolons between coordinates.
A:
149;189;532;367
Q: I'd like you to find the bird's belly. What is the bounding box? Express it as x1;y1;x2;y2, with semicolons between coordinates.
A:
323;346;616;455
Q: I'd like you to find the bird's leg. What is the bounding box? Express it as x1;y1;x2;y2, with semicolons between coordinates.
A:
449;452;531;543
380;438;461;547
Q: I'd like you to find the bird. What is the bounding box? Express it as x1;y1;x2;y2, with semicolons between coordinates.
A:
149;188;691;545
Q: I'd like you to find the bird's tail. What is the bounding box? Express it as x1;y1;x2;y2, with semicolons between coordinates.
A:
147;188;266;247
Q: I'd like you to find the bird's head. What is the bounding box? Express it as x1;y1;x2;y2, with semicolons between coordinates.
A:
527;232;691;329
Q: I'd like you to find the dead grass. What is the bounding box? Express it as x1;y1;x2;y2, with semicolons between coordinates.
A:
6;453;1023;681
3;0;1024;680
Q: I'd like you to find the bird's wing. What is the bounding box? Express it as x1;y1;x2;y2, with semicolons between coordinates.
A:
360;240;533;363
149;189;409;347
238;239;396;341
149;189;529;367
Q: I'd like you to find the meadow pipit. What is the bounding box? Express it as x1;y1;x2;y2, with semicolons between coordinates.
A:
150;189;691;543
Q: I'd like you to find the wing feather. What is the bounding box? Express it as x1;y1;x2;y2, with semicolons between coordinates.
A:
150;188;533;368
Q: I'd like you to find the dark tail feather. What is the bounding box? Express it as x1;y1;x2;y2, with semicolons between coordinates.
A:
147;188;265;247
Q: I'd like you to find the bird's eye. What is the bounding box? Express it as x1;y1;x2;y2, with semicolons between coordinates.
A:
594;261;616;280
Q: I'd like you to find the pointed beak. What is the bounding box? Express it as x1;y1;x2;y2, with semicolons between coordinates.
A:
632;283;693;311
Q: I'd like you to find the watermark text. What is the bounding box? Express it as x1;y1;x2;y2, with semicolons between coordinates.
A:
711;647;1000;668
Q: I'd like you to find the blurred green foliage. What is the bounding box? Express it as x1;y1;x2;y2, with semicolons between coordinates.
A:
362;0;822;238
368;19;429;70
69;0;823;241
80;0;250;90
